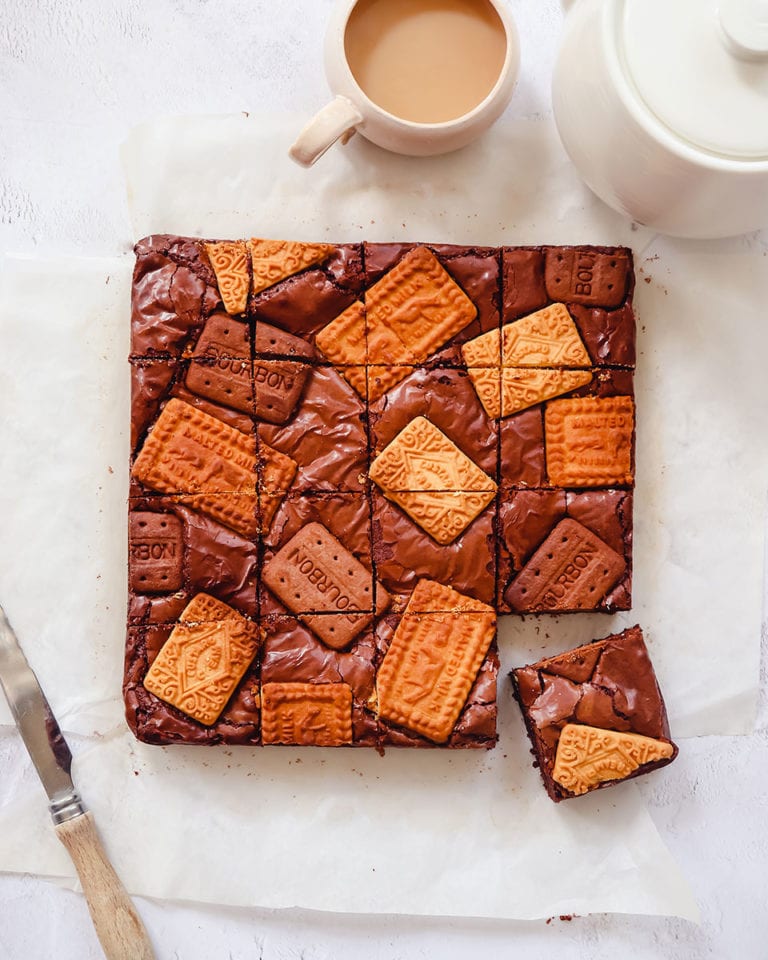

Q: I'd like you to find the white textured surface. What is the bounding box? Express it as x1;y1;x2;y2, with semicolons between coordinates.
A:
0;1;767;959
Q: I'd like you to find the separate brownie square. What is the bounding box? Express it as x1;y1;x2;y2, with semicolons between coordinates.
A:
510;626;677;801
497;488;632;612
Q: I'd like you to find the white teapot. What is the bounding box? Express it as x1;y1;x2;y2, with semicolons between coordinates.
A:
552;0;768;237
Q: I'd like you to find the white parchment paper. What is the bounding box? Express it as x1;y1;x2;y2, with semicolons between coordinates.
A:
0;114;764;920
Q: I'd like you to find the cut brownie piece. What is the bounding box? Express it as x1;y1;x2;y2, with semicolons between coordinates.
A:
510;626;677;801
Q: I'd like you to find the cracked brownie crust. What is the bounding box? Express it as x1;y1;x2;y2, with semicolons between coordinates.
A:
125;235;637;749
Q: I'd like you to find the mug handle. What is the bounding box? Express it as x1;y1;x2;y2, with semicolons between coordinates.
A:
289;96;364;167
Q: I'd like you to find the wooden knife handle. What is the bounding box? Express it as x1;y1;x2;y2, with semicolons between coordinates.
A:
55;811;155;960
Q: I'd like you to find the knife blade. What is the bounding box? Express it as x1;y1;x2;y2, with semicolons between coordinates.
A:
0;602;155;960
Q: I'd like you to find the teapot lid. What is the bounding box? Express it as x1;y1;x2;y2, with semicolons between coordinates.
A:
621;0;768;160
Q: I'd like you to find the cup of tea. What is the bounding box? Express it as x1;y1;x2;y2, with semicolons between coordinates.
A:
290;0;520;166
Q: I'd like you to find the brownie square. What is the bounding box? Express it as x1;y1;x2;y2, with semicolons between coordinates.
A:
124;623;261;745
256;364;368;494
510;626;677;801
128;494;259;625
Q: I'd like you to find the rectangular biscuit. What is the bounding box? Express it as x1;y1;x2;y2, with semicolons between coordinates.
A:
143;593;261;725
261;682;353;745
376;579;496;742
262;522;389;648
129;511;184;593
133;398;257;494
369;417;496;544
504;518;626;612
544;248;631;308
545;396;634;487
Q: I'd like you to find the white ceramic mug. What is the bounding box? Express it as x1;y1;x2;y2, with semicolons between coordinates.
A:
290;0;520;166
552;0;768;238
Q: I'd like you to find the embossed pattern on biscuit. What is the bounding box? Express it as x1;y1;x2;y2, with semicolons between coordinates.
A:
314;300;369;399
376;579;495;743
262;522;389;648
504;517;625;612
204;241;250;315
131;399;262;536
462;304;593;419
261;682;353;745
315;247;477;402
464;303;591;369
545;396;634;487
143;593;261;725
129;511;184;593
248;239;335;295
544;248;630;309
552;723;675;796
369;417;496;545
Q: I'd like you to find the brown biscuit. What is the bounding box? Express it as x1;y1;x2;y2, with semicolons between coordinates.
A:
376;579;495;742
129;511;184;592
248;239;335;295
544;248;630;308
189;311;251;360
261;682;353;745
143;593;261;725
552;723;675;796
131;399;260;536
262;522;389;649
504;517;626;612
369;417;496;544
253;359;312;425
204;241;250;314
255;320;315;358
186;317;254;415
545;396;634;487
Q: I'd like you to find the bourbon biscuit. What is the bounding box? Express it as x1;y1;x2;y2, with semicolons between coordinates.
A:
552;723;675;796
204;241;250;314
544;248;631;308
504;518;626;612
261;682;353;745
255;320;315;360
129;512;184;593
253;358;312;425
545;396;634;487
186;314;254;415
262;522;388;649
143;593;261;725
248;239;335;295
376;579;495;742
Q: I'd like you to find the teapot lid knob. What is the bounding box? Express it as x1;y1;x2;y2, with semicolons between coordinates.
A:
719;0;768;61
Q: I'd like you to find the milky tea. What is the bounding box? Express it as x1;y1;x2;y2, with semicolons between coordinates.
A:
344;0;507;124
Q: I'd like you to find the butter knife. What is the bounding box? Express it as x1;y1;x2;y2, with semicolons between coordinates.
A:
0;603;155;960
